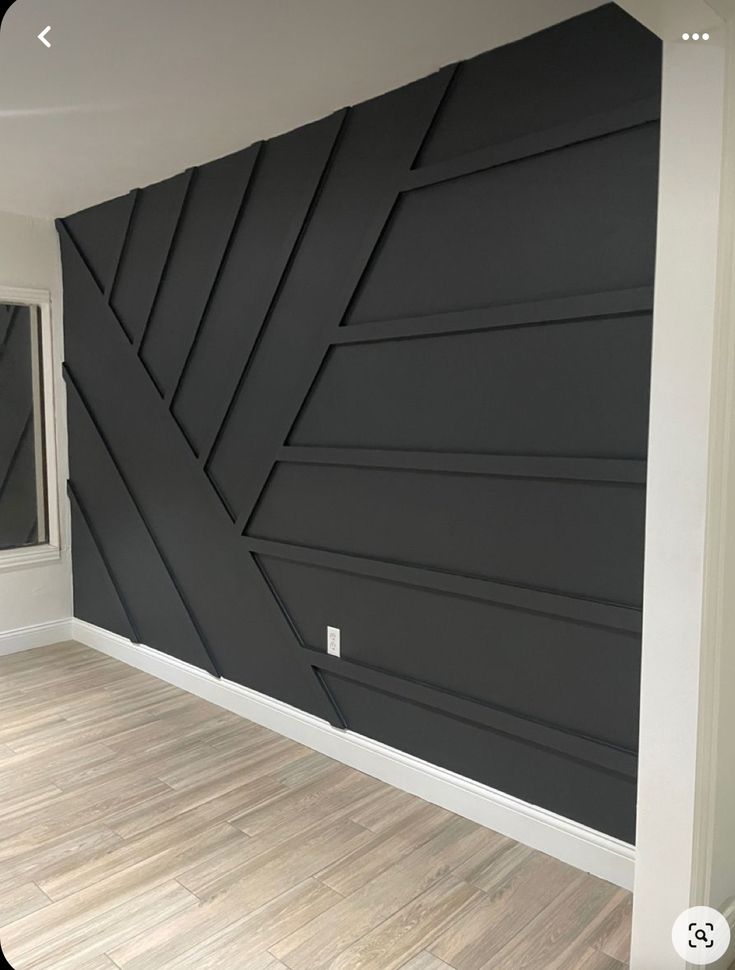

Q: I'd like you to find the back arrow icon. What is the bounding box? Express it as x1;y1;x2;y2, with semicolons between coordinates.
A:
38;26;51;47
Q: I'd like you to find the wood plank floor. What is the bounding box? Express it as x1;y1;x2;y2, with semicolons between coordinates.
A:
0;642;632;970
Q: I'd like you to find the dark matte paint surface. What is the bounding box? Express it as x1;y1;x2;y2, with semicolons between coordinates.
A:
111;173;191;345
291;315;653;457
260;555;641;750
139;149;260;398
347;124;659;326
65;194;132;293
69;493;138;643
416;1;662;165
323;673;637;842
60;3;660;842
170;114;343;459
248;463;647;606
0;305;41;548
65;380;217;672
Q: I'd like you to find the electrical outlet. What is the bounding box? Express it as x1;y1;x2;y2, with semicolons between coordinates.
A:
327;626;341;658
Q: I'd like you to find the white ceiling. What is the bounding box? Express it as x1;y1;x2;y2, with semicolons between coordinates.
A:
0;0;603;219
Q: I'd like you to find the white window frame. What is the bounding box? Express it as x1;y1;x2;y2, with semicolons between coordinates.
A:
0;285;60;571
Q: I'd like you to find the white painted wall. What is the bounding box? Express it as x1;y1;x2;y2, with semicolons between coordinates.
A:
0;210;71;634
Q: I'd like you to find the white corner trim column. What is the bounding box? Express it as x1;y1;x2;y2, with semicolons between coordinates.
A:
691;12;735;970
630;37;728;970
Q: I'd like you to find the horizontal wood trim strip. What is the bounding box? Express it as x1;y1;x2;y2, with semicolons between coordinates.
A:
277;447;646;485
308;649;637;779
245;537;643;634
404;97;660;191
335;286;654;345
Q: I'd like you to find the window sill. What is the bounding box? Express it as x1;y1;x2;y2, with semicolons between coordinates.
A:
0;544;62;573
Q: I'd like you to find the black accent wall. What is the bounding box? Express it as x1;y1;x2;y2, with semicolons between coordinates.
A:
60;4;660;842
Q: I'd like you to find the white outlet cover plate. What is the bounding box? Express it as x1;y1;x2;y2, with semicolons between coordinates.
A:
327;626;340;657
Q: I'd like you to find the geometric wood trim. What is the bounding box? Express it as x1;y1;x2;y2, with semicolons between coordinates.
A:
252;553;348;729
67;480;142;644
57;219;240;527
245;536;644;634
335;286;654;344
277;446;648;485
165;143;264;409
60;4;660;841
105;189;138;302
197;114;347;471
221;66;458;533
63;362;223;677
134;167;196;355
308;647;638;779
60;218;351;729
404;104;660;191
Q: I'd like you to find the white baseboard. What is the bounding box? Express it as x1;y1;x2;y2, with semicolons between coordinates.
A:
0;618;74;656
71;617;635;889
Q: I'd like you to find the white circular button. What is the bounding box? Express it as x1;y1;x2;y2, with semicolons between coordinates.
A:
672;906;731;964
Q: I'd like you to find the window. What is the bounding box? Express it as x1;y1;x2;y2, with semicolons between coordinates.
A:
0;288;59;566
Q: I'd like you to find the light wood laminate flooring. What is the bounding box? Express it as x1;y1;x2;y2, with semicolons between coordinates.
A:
0;642;632;969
